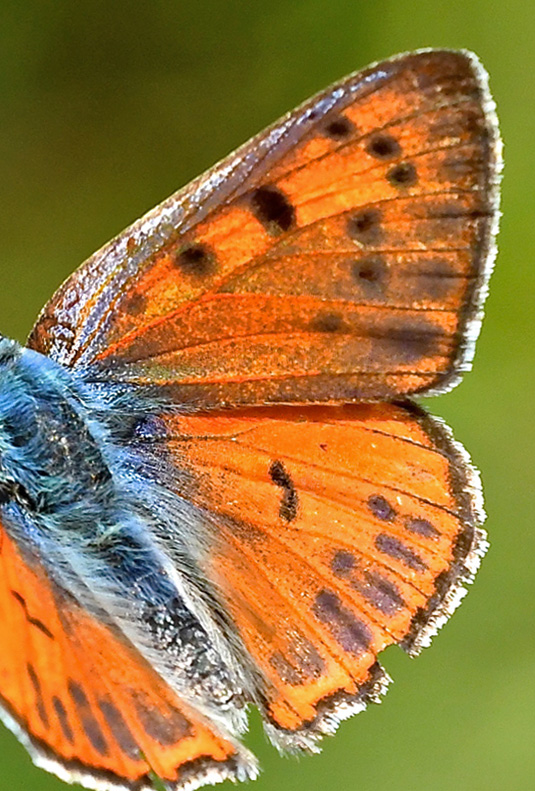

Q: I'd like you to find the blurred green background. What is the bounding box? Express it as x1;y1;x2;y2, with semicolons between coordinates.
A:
0;1;532;790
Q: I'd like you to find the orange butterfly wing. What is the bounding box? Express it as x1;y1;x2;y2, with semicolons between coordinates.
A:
28;50;500;409
0;521;257;789
152;401;485;745
8;48;499;787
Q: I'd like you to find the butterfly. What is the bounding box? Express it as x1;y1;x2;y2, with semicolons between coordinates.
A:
0;49;501;791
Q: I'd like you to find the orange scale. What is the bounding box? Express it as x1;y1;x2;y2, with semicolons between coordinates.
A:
214;526;381;671
343;87;412;132
194;207;272;263
190;449;439;599
236;419;454;505
211;545;357;731
285;494;445;582
143;334;374;385
276;149;367;206
293;133;338;165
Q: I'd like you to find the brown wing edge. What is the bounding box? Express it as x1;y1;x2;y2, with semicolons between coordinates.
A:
264;662;391;754
398;399;487;655
263;398;486;752
418;49;502;398
0;695;258;791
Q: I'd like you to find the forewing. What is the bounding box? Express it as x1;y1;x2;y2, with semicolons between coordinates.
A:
28;50;500;408
154;402;486;745
0;520;256;791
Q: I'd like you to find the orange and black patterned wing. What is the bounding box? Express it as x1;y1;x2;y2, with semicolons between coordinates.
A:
28;50;501;408
0;520;257;790
151;402;485;745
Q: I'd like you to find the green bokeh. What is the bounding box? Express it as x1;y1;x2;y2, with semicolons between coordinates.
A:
0;1;533;790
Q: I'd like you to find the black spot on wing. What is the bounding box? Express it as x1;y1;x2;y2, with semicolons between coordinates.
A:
375;534;427;572
251;185;296;235
27;663;49;728
269;460;298;522
133;693;191;746
52;696;74;743
175;243;216;277
11;590;54;639
310;312;345;333
313;590;372;655
98;697;140;760
347;208;383;245
367;495;396;522
68;680;109;755
387;162;418;187
366;133;401;160
362;571;406;615
405;516;440;539
351;256;388;297
323;115;355;140
331;550;356;576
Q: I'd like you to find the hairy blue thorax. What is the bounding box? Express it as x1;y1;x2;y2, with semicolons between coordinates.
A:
0;338;148;570
0;338;113;520
0;336;244;718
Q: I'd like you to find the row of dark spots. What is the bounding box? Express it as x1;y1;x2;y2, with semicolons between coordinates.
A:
313;589;372;656
309;301;448;343
368;495;439;538
322;114;403;163
26;663;191;761
68;681;109;755
169;128;414;280
330;549;406;616
26;663;74;744
173;182;298;279
367;494;439;571
323;120;417;187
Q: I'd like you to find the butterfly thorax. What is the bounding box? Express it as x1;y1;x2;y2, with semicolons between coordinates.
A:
0;337;246;721
0;338;113;520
